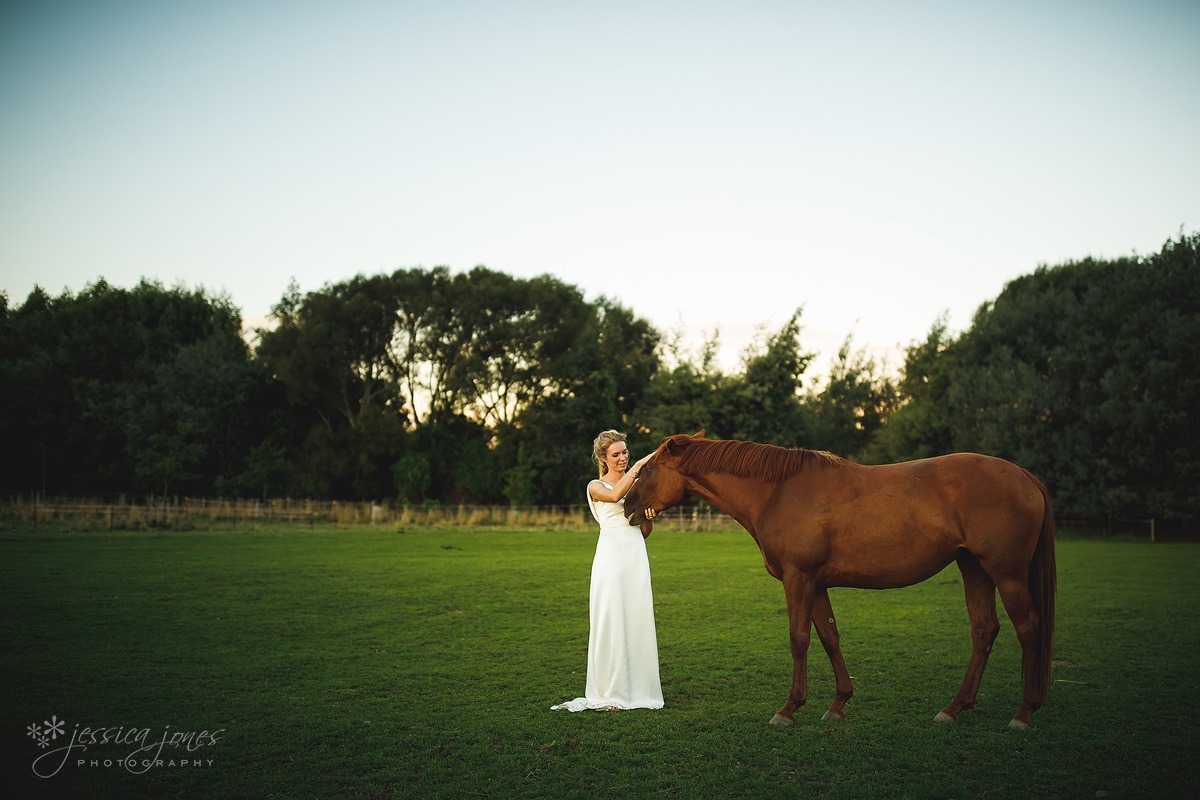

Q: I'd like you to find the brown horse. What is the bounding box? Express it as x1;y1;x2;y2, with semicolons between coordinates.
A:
623;431;1056;729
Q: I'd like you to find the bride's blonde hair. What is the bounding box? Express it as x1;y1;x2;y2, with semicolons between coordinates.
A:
592;429;627;478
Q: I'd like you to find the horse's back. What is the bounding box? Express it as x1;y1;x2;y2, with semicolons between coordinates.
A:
769;453;1046;588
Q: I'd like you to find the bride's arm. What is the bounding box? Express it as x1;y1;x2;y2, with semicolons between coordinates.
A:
588;454;653;502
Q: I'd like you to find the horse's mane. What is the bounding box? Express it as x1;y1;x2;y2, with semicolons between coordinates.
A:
667;436;845;483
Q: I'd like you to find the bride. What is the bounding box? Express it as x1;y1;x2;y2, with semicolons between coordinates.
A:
552;430;663;712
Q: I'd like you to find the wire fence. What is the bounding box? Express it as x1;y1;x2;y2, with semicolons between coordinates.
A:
0;494;1188;540
0;494;743;533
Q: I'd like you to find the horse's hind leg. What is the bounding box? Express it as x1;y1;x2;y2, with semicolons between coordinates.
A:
812;588;853;721
935;552;999;724
996;577;1045;729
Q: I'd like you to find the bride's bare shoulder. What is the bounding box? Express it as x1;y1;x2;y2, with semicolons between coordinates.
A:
589;478;621;502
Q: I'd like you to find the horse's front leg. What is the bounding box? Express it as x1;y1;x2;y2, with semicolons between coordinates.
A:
812;588;853;721
770;573;817;727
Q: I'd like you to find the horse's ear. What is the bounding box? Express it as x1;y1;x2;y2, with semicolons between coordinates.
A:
664;430;702;455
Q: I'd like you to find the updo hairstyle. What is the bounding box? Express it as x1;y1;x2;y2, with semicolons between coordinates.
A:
592;429;627;478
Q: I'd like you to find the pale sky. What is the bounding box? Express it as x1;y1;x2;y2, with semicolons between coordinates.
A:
2;0;1197;379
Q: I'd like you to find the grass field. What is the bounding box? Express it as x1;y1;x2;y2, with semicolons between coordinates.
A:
2;524;1198;799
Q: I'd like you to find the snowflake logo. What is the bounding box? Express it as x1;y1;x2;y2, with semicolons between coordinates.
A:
43;715;65;740
27;715;65;749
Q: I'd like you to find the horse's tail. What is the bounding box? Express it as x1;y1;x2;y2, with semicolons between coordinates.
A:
1024;469;1057;703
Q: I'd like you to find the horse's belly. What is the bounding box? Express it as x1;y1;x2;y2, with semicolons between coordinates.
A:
822;530;959;589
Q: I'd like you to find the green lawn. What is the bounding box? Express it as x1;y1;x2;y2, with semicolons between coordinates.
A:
2;524;1197;799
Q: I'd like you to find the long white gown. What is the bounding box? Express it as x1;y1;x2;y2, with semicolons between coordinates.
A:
551;480;664;712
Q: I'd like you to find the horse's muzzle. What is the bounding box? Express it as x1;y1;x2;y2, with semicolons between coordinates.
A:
627;509;653;539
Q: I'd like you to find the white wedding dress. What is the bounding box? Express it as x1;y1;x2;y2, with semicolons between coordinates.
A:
551;481;664;712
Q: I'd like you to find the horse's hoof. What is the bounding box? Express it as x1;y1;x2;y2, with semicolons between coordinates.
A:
769;713;794;727
821;710;845;722
933;711;957;725
1008;717;1032;730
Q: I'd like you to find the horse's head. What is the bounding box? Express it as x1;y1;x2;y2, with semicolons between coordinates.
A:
625;429;705;537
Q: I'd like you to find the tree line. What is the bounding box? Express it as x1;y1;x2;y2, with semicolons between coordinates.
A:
2;231;1196;521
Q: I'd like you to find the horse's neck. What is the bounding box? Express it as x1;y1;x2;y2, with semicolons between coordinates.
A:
686;472;774;535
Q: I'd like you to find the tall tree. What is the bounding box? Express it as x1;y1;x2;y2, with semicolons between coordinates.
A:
806;335;900;461
0;279;265;495
866;315;958;463
448;269;593;427
506;296;660;505
635;328;725;443
257;274;404;431
878;232;1200;520
709;311;814;446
